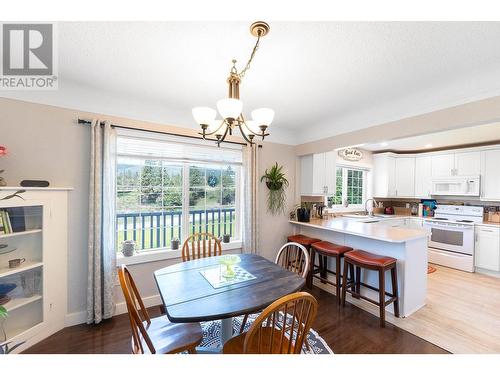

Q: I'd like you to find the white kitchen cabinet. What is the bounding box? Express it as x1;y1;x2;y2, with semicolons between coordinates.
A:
475;225;500;272
372;153;396;198
431;151;480;177
414;156;432;198
395;157;415;198
481;148;500;201
431;154;455;177
455;151;481;175
300;151;336;195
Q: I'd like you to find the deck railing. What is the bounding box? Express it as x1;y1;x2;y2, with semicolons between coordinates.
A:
116;208;236;251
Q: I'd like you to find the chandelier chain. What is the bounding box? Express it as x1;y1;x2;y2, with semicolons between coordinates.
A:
238;34;261;79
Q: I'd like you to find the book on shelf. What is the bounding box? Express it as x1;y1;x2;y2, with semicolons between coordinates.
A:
0;208;25;234
6;207;26;233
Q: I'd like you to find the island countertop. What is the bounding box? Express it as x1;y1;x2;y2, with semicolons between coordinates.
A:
289;217;429;243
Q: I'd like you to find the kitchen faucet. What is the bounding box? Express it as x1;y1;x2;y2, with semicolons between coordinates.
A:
364;198;378;216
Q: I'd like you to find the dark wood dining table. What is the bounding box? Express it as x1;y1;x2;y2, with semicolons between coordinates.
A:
153;253;305;345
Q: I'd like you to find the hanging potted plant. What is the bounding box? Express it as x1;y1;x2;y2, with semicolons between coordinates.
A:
261;162;289;215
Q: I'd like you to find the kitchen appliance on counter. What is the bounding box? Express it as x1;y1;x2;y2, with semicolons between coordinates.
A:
431;175;480;196
424;205;484;272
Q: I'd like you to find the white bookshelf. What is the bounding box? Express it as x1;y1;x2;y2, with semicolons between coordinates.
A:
4;295;43;313
0;188;69;353
0;229;43;240
0;261;44;278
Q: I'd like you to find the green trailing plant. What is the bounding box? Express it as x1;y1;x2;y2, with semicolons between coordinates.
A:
261;162;289;215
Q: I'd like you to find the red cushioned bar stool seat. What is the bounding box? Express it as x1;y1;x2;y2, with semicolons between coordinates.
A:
309;241;354;304
286;234;321;247
341;250;400;327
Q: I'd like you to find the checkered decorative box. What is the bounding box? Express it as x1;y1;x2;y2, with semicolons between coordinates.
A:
199;265;256;289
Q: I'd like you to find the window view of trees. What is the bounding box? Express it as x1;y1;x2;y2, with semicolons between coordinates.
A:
116;157;238;252
327;167;365;207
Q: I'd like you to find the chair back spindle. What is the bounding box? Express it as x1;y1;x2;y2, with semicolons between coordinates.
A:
118;265;155;354
182;233;222;262
243;292;318;354
275;242;310;279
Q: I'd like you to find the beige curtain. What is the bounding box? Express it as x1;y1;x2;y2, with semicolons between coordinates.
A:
87;120;117;324
242;144;260;254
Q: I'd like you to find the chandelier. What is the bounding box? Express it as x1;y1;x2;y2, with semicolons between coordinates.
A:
192;21;274;146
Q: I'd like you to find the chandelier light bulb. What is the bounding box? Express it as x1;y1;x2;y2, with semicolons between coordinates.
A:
192;107;216;125
251;108;275;127
217;98;243;120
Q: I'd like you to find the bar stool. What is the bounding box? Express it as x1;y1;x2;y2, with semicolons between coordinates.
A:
309;241;353;303
341;250;399;327
287;234;321;284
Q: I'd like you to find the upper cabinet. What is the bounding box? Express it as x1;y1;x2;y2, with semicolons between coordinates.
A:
455;151;481;175
414;155;432;198
395;157;415;198
431;154;455;177
373;154;415;198
481;149;500;201
300;151;336;196
373;153;396;198
431;151;480;177
372;146;499;201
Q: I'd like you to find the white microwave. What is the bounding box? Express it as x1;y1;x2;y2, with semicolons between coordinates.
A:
430;175;480;196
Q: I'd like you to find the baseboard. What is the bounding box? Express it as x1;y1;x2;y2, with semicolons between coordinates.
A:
65;310;87;327
64;294;162;327
114;294;162;316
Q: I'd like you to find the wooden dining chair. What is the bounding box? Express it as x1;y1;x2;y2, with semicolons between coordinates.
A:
275;242;310;279
239;242;310;334
181;232;222;262
118;265;203;354
223;292;318;354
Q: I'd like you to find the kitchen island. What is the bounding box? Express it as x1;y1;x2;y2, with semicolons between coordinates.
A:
290;217;429;317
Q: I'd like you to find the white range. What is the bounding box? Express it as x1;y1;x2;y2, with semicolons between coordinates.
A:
424;205;484;272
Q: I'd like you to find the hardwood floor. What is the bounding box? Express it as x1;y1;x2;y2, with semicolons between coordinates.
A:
23;286;446;354
380;264;500;354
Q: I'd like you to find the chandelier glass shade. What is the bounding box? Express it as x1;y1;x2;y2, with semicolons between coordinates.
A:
192;21;273;146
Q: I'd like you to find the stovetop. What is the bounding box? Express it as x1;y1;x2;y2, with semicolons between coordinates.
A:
430;204;484;224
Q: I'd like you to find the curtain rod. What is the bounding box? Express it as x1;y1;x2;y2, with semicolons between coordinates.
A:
77;119;263;148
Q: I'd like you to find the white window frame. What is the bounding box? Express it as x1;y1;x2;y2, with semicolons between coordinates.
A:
114;132;244;265
328;166;367;210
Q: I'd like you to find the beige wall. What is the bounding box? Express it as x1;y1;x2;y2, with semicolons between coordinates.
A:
257;143;297;261
296;95;500;155
0;97;297;317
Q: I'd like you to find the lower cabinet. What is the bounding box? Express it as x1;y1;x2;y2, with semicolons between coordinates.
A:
475;225;500;272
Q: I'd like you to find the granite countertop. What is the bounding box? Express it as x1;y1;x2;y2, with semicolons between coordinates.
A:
289;217;429;243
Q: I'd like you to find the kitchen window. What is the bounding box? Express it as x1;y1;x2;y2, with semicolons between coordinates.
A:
327;167;366;208
115;129;242;254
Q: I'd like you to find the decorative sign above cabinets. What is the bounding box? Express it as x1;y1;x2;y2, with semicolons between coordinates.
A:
338;148;363;161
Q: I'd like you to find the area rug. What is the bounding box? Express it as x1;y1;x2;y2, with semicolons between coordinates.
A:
199;314;333;354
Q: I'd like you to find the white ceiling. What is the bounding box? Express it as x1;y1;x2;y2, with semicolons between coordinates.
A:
363;122;500;152
3;22;500;144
